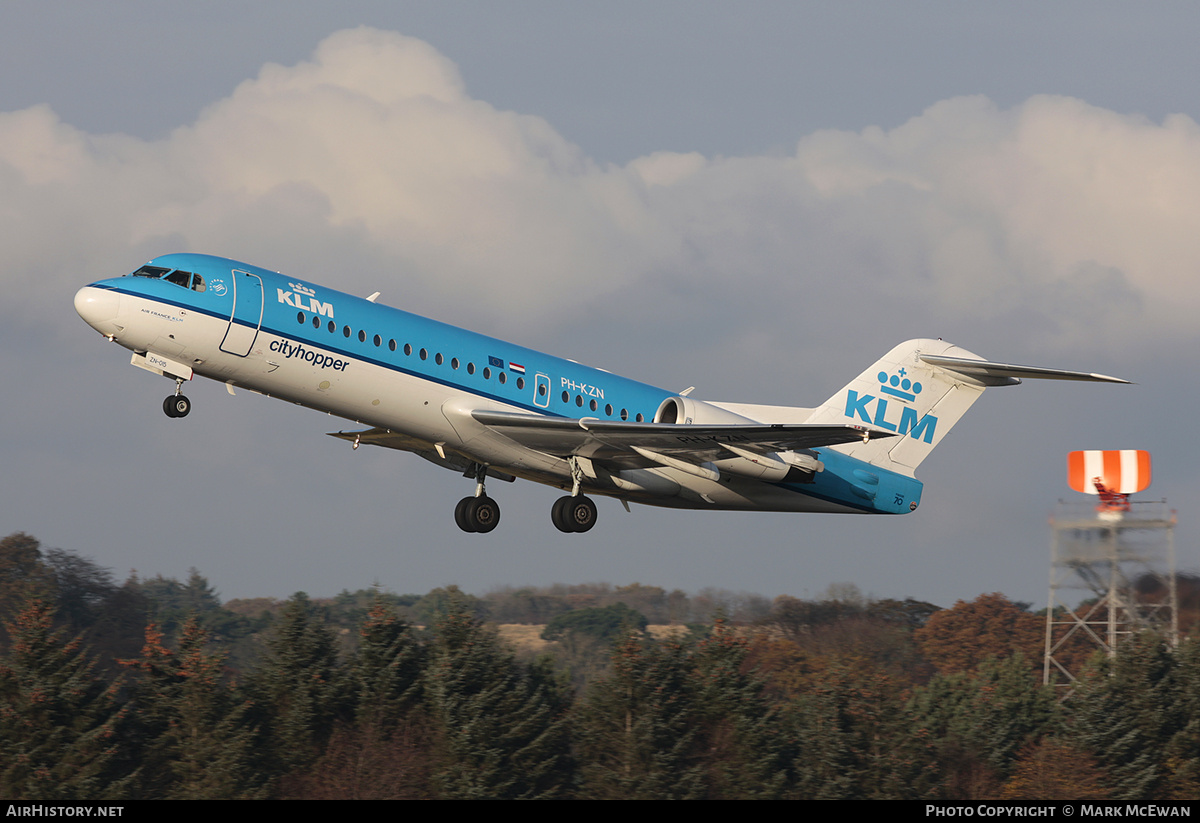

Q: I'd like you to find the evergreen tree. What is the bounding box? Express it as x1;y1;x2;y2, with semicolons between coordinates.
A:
784;656;939;799
909;652;1056;795
342;594;426;729
0;598;132;799
688;618;788;798
121;618;263;799
1064;633;1180;801
576;630;706;799
246;592;341;781
0;533;53;623
424;600;573;799
281;597;432;799
1162;637;1200;799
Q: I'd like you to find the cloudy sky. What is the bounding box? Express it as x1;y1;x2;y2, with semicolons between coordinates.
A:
3;1;1196;610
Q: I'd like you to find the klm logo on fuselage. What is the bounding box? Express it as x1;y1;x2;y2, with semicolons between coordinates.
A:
843;368;937;443
277;283;334;318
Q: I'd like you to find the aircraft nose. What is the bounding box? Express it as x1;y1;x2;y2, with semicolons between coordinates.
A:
74;286;121;332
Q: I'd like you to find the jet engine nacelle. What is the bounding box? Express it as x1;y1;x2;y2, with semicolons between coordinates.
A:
653;395;756;426
651;396;823;483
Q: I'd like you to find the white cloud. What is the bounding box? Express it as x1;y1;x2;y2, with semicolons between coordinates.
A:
3;28;1197;358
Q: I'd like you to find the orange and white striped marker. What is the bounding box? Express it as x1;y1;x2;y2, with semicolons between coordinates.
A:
1067;450;1151;495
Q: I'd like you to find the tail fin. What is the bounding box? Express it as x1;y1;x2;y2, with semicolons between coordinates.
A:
807;339;1128;474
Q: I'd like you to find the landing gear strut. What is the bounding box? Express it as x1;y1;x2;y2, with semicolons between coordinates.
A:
162;378;191;418
455;463;500;533
551;456;597;533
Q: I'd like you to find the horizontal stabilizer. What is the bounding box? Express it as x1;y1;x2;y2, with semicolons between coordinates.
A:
918;354;1130;385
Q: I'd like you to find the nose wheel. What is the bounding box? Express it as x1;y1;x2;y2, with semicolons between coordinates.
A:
162;377;191;418
163;394;191;418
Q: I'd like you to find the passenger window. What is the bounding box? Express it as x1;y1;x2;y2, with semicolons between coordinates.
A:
313;316;321;329
358;330;366;343
374;334;382;347
516;377;524;390
435;353;444;365
467;363;476;375
297;312;306;324
498;372;506;384
328;321;336;333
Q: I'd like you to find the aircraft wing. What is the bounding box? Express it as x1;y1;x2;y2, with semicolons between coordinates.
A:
469;410;891;464
326;428;517;481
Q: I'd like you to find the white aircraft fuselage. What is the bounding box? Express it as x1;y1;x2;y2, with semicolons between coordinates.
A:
75;253;1127;533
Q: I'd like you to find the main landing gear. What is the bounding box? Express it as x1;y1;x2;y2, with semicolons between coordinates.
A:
551;494;597;533
550;456;597;533
451;459;598;534
455;464;500;533
162;378;191;418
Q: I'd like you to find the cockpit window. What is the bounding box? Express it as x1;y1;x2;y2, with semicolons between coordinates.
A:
132;265;170;278
165;270;192;288
191;274;206;292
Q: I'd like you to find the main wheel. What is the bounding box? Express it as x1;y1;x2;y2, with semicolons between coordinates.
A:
551;496;574;532
565;495;597;533
467;496;500;533
552;495;597;533
454;496;476;532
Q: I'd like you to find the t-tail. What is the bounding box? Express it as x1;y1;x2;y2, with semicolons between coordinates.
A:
806;339;1129;475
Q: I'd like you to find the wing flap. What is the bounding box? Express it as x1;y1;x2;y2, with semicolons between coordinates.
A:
327;429;516;481
469;409;892;462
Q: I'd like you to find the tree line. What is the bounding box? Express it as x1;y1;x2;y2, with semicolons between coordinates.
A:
2;531;1199;800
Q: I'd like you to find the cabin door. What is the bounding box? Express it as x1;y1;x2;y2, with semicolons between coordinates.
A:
220;270;264;356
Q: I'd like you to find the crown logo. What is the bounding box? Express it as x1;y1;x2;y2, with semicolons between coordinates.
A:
877;369;922;403
289;281;316;297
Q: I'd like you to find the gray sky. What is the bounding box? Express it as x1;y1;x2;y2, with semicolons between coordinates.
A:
3;1;1196;610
